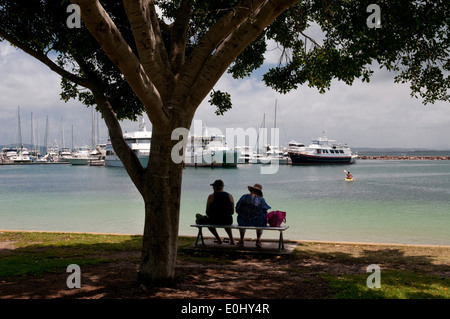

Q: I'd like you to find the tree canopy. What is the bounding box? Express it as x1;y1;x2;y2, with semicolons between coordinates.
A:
0;0;144;120
1;1;448;118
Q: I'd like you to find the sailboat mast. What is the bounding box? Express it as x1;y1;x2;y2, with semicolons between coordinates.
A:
61;118;65;149
17;106;23;150
96;111;100;145
91;107;95;150
45;116;49;154
274;99;277;129
31;112;34;153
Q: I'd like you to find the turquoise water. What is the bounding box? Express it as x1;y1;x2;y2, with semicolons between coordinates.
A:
1;160;449;245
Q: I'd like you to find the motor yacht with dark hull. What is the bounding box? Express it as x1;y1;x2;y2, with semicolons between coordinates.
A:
288;137;357;165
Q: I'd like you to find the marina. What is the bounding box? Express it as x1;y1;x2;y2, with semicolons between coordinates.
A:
2;106;446;167
2;147;450;165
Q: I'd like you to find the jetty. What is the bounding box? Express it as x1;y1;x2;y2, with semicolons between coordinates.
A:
0;161;69;166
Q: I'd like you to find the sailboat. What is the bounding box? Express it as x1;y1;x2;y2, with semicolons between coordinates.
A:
10;106;32;163
67;107;102;165
249;113;271;164
265;100;291;165
56;118;72;163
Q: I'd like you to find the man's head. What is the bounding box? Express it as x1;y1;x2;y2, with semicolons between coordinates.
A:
210;179;224;190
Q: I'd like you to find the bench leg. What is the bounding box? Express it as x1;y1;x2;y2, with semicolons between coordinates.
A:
195;227;205;247
278;231;285;252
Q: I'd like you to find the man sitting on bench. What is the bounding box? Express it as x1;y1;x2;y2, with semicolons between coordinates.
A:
195;179;235;245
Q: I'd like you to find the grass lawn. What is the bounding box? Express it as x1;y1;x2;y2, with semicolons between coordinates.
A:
0;231;449;299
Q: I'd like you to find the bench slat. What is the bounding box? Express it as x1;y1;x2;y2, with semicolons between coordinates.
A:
190;224;288;231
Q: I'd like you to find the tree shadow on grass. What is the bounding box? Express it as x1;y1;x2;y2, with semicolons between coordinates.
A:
289;244;450;299
0;236;143;299
0;238;448;299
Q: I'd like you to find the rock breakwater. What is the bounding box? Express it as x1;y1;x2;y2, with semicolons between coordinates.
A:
358;155;450;160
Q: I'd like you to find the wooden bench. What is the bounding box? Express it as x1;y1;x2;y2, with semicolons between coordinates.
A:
190;224;289;252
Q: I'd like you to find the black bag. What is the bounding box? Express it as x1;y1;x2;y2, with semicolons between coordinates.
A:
195;213;209;225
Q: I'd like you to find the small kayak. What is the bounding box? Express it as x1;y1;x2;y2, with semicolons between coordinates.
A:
345;178;356;181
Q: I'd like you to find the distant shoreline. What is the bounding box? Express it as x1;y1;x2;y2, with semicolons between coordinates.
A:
357;155;450;160
2;156;450;165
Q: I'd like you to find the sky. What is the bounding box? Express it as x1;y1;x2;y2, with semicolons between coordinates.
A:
1;36;450;151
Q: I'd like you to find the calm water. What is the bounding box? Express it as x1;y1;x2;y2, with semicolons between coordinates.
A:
1;160;449;245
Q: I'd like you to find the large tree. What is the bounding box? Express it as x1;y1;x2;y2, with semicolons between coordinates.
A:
1;0;448;283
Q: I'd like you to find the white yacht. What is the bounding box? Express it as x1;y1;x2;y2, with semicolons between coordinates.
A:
286;140;306;153
105;122;151;168
10;150;32;163
266;145;290;165
184;134;240;167
235;145;273;164
5;147;31;163
57;147;72;163
88;144;106;166
1;147;17;163
1;147;32;163
251;152;272;164
236;146;254;164
67;146;93;165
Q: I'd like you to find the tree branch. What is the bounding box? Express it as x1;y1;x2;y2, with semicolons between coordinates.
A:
169;0;192;74
71;0;169;127
186;0;298;109
90;86;145;195
122;0;174;100
173;0;265;112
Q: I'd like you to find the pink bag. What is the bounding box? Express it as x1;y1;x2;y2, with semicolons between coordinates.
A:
266;211;286;227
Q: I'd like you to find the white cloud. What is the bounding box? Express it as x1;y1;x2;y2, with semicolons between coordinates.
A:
195;65;450;149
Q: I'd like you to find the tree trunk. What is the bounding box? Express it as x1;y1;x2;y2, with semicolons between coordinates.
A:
138;123;186;284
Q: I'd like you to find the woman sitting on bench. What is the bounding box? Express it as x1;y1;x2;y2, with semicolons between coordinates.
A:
235;183;271;248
